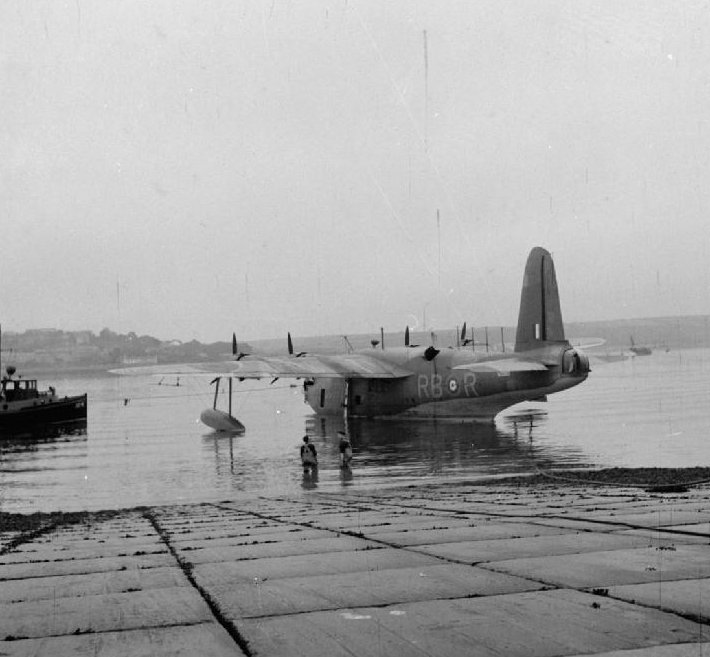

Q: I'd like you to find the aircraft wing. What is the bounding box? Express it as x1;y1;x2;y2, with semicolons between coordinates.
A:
223;354;413;379
114;354;413;380
111;363;225;376
452;358;549;376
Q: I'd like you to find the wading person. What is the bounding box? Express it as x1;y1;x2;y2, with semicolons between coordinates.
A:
300;435;318;473
338;432;353;468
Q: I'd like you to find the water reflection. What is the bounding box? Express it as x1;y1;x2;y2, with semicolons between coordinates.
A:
339;464;354;486
3;349;710;513
0;423;88;511
502;408;548;440
301;466;319;491
205;430;237;477
0;423;88;471
187;403;592;501
303;411;589;486
0;420;87;445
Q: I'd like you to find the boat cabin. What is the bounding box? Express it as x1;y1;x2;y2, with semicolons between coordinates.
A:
1;378;54;403
0;361;85;426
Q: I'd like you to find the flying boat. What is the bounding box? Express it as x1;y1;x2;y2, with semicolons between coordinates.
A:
117;247;590;429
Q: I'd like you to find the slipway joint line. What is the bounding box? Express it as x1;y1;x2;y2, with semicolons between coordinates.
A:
206;501;526;572
313;493;710;540
143;509;254;657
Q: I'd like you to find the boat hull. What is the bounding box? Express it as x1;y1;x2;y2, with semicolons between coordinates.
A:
0;394;87;432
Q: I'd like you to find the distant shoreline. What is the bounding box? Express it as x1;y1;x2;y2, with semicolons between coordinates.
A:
467;466;710;491
3;314;710;369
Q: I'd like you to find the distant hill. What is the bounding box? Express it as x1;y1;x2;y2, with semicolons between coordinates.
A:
248;315;710;355
3;315;708;373
0;327;253;372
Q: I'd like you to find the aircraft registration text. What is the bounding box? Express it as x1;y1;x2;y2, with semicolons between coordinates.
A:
417;373;478;399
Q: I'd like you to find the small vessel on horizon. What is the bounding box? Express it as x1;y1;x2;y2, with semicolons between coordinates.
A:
630;336;652;356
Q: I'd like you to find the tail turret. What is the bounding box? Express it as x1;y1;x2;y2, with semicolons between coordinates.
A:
514;247;566;352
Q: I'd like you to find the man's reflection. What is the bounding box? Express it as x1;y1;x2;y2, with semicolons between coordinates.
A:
301;465;319;490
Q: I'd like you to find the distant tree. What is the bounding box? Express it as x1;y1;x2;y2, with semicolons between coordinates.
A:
99;328;117;342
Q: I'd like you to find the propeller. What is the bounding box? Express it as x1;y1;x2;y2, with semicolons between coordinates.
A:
232;333;247;360
288;332;306;357
404;325;419;348
462;323;474;347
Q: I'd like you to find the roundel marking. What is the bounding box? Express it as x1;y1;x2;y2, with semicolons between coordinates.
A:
448;378;458;393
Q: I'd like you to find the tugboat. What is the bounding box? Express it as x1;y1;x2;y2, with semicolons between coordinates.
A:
0;365;87;433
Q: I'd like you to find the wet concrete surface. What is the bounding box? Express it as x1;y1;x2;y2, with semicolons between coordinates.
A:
1;482;710;656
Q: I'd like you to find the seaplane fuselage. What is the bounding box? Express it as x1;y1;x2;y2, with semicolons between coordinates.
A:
304;342;589;419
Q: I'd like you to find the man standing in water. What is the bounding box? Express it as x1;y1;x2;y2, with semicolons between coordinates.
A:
300;435;318;473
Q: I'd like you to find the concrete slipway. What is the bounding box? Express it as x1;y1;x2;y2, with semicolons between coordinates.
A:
1;482;710;656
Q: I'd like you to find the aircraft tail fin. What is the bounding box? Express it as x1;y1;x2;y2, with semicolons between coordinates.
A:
514;247;566;352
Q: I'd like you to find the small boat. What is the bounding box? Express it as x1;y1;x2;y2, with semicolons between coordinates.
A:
629;336;652;356
0;365;87;433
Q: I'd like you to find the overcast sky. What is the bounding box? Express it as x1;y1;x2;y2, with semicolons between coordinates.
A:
2;1;709;343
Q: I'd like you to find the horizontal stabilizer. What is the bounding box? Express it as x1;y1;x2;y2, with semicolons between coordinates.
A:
452;358;549;376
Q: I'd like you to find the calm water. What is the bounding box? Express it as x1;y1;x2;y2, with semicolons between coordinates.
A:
1;348;709;513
